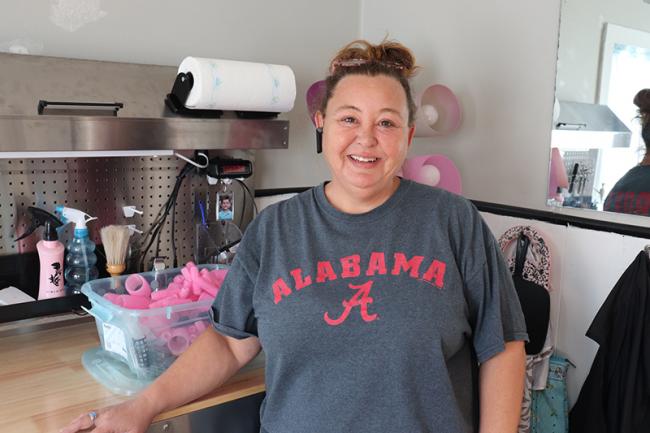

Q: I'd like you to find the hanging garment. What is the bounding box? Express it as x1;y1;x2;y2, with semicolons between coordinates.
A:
569;251;650;433
499;226;554;433
530;355;571;433
511;233;551;355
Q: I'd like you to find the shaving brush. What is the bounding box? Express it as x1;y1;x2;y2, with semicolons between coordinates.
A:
100;225;132;277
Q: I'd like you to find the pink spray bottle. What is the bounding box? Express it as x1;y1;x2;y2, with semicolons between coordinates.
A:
15;207;65;300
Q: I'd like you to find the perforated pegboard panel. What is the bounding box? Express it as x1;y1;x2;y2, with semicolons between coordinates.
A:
0;151;254;271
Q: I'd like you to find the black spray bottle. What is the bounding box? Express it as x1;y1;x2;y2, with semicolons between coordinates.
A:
15;207;65;299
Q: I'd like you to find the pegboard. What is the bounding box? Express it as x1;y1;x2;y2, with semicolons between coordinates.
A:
0;151;254;271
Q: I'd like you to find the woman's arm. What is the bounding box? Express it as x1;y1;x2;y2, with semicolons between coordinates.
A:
478;340;526;433
61;327;261;433
142;327;261;413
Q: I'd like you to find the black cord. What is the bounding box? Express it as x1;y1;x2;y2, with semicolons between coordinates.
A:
137;162;194;271
136;168;251;271
154;225;163;258
218;238;242;253
171;199;178;267
237;180;246;228
235;179;258;216
138;190;174;270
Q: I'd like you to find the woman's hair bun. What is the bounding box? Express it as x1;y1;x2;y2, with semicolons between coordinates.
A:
634;88;650;113
329;39;418;79
634;89;650;132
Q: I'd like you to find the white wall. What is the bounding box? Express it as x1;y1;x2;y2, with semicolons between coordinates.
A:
0;0;360;190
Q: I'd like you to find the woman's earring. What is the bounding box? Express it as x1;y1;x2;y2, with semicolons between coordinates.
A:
316;128;323;154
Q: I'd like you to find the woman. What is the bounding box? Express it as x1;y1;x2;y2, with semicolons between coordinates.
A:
62;40;526;433
604;89;650;216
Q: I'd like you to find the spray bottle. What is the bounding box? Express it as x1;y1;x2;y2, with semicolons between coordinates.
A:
55;206;99;295
15;207;65;300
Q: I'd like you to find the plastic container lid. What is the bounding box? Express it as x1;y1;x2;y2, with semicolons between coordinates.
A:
82;346;267;396
82;347;153;396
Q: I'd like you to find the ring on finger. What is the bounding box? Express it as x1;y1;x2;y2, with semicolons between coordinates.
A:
88;411;97;424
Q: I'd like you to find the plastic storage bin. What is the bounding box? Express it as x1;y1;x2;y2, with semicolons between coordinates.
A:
81;264;224;391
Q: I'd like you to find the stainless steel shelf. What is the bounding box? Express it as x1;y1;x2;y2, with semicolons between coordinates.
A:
0;53;291;152
0;115;289;152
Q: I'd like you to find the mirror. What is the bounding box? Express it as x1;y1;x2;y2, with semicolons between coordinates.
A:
550;0;650;216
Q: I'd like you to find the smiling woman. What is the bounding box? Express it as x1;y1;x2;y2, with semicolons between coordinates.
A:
316;74;415;212
314;40;418;213
61;39;527;433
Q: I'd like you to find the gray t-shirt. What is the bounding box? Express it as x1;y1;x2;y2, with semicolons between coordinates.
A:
211;179;527;433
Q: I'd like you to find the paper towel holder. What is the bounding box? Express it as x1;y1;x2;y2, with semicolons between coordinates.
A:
165;72;279;119
165;72;223;118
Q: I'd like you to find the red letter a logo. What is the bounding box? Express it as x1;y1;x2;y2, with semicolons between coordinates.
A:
324;281;378;326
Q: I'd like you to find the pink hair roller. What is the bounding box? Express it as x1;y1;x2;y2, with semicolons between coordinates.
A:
150;286;181;301
103;292;123;305
182;278;194;294
181;266;192;281
187;325;199;341
119;295;151;310
140;316;170;334
179;284;192;299
202;271;220;285
173;275;184;284
191;276;212;294
166;282;182;292
210;269;228;285
160;328;173;341
199;270;217;286
198;293;215;302
149;297;189;309
200;283;218;297
194;320;208;333
167;326;191;356
189;265;200;282
125;274;152;298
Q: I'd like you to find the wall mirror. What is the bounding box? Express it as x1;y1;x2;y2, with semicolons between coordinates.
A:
549;0;650;216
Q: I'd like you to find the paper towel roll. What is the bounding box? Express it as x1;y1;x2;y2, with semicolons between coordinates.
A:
178;57;296;112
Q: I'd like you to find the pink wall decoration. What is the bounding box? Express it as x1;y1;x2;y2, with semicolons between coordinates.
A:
400;154;462;195
548;147;569;198
306;80;326;126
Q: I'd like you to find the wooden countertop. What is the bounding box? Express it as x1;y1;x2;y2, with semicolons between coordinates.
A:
0;318;265;433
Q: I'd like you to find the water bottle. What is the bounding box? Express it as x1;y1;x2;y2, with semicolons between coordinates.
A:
55;206;99;295
64;233;99;295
